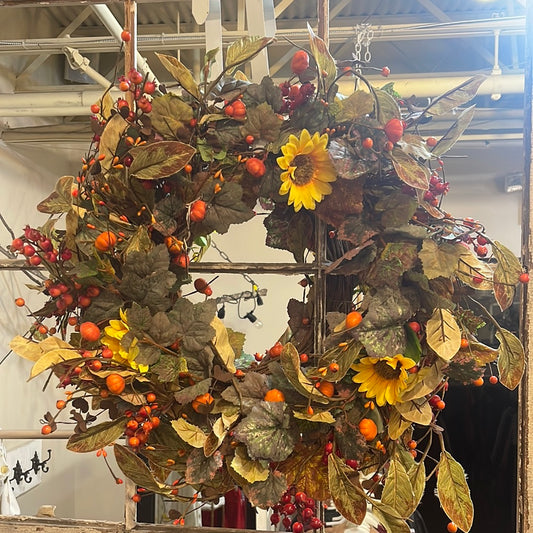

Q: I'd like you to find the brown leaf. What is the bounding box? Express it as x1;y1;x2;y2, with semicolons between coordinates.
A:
99;113;129;173
307;23;337;91
391;148;430;190
278;445;330;501
492;241;522;311
156;53;201;100
129;141;195;180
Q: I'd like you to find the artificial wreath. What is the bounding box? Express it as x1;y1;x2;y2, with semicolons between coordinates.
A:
9;28;527;533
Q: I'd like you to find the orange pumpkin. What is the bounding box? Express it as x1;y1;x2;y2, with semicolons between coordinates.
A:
358;418;378;441
191;392;214;413
264;389;285;402
94;231;117;252
106;374;126;395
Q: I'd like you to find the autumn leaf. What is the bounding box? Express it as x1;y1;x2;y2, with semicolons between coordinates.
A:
98;113;129;173
336;91;374;122
381;456;415;518
437;451;474;532
225;36;274;73
426;308;461;361
230;446;269;483
307;23;337;91
387;407;411;440
496;328;525;390
67;417;127;453
150;94;194;140
210;316;236;373
129;141;195;180
409;461;426;510
241;102;282;142
395;398;432;425
171;418;207;448
328;453;367;524
492;241;522;311
156;53;201;100
37;175;74;214
10;335;74;363
278;444;330;501
390;148;430;190
28;347;79;380
419;240;467;280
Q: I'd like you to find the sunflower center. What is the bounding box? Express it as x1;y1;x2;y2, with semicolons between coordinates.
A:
374;360;401;380
291;154;314;186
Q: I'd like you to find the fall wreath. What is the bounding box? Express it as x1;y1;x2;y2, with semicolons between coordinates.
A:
9;29;526;533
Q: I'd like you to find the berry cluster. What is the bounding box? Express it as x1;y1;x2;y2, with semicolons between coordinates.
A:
11;225;72;268
124;394;161;449
423;159;450;207
270;489;322;532
279;82;316;113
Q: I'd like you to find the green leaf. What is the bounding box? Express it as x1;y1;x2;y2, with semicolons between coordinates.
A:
382;457;415;518
171;418;207;448
174;378;212;404
371;502;411;533
426;308;461;361
241;102;283;143
227;328;245;358
492;241;522;311
307;340;362;382
152;195;184;236
375;192;418;229
155;53;201;100
437;451;474;532
170;299;217;352
328;453;367;525
280;343;330;404
336;91;374;122
432;105;476;157
231;446;270;483
264;205;314;262
67;417;127;453
150;94;194;140
375;88;401;124
422;75;486;118
37;175;73;214
225;36;274;73
114;444;173;494
390;148;430;190
151;354;188;382
242;470;287;509
233;401;296;462
185;448;223;484
129;141;195;180
221;372;269;415
307;23;337;91
98;113;129;173
199;182;254;234
124;225;153;256
496;328;525;390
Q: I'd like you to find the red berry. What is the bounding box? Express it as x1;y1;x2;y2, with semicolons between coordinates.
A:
310;518;322;530
473;275;484;284
283;503;296;515
270;513;280;525
520;272;529;283
121;30;131;42
90;104;100;114
381;66;390;77
384;118;404;144
291;51;310;75
362;137;373;149
435;400;446;410
302;507;314;520
299;353;309;363
346;459;358;469
245;135;255;145
282;517;292;529
489;375;499;384
407;321;421;333
292;522;304;533
476;245;488;257
426;136;438;147
295;491;307;503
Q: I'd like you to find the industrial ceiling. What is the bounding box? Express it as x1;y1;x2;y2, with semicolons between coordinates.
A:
0;0;526;142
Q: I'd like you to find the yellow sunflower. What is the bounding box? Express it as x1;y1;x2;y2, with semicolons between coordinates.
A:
351;354;416;406
277;129;337;212
101;309;148;373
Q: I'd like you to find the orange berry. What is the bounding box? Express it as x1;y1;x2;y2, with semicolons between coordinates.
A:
184;164;193;174
128;436;140;448
146;392;156;403
264;389;285;402
345;311;363;329
328;362;340;373
318;381;335;398
191;392;214;413
407;439;417;450
447;522;458;533
460;338;469;349
358;418;378;441
56;400;66;410
489;375;499;384
472;377;484;387
15;297;25;307
41;424;53;435
79;321;101;342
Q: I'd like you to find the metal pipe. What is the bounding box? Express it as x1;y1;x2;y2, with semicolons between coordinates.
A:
90;4;159;84
0;16;525;55
0;73;523;117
